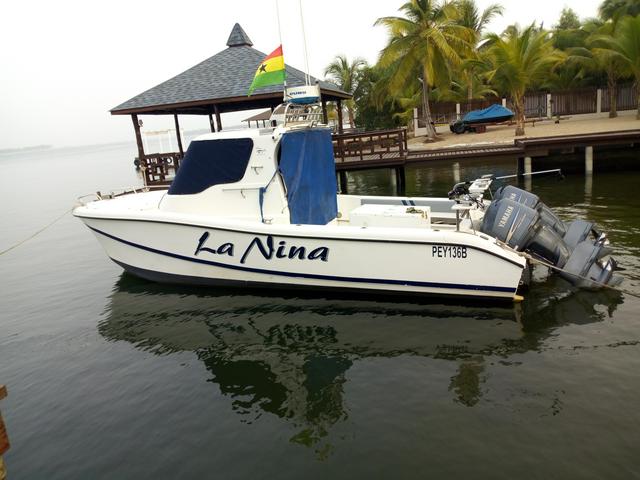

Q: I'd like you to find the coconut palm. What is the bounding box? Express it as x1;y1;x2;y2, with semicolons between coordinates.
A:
592;15;640;119
455;0;503;106
456;0;503;38
486;23;564;135
375;0;473;139
324;55;367;128
583;18;628;118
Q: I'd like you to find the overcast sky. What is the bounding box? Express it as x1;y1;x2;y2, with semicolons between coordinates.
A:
0;0;602;150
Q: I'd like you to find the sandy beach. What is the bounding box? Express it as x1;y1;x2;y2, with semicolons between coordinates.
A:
408;110;640;150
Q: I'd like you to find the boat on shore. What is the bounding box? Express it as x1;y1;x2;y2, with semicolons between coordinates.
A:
74;102;621;301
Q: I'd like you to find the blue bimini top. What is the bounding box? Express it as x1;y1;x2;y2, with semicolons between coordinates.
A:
278;128;338;225
462;104;514;123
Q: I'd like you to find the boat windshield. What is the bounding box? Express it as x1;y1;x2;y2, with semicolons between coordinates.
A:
168;138;253;195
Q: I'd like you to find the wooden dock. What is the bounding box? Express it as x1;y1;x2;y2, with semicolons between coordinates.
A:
334;128;640;170
332;128;640;193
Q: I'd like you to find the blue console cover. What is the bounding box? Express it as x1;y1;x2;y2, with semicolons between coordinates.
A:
279;129;338;225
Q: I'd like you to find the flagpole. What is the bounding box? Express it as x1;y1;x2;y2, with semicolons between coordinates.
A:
298;0;311;86
275;0;287;100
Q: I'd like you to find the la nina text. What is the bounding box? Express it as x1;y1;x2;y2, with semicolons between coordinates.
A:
195;231;330;264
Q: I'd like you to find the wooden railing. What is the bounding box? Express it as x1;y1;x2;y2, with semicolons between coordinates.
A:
139;152;183;186
332;128;408;164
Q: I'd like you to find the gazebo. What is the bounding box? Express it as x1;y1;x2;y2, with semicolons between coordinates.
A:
111;23;351;183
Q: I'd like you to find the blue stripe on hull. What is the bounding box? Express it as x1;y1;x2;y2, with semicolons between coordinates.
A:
88;225;517;294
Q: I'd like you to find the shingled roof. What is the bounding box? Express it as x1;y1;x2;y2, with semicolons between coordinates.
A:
111;23;350;116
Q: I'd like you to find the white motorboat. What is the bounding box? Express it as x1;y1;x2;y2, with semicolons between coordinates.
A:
74;104;620;301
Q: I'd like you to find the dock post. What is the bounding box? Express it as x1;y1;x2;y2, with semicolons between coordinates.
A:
338;171;348;194
395;167;406;195
517;156;525;177
585;146;594;175
524;157;533;190
524;157;532;175
0;385;9;480
453;162;460;183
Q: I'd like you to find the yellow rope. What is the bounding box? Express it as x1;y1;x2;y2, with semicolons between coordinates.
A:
0;209;71;256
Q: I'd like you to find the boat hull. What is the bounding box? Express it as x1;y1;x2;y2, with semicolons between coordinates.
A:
76;215;525;300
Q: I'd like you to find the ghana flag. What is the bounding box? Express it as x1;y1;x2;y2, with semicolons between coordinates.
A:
248;45;286;95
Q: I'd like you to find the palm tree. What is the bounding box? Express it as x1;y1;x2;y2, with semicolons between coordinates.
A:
456;0;503;38
595;15;640;119
584;18;628;118
323;55;367;128
455;0;503;106
486;23;564;135
375;0;473;139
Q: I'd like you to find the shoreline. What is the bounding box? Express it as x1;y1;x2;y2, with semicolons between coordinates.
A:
408;110;640;151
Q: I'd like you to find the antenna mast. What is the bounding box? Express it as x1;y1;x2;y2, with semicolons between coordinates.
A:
275;0;287;99
298;0;311;85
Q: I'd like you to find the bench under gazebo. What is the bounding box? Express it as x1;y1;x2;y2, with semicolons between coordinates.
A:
111;23;351;185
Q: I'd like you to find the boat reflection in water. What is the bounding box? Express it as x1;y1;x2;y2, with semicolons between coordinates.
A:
99;274;623;453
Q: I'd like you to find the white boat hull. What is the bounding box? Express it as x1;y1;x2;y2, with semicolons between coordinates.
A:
77;215;525;300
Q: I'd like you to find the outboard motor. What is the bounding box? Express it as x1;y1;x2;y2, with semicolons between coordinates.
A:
482;185;622;289
493;185;566;236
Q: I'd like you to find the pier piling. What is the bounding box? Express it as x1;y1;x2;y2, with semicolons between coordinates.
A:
338;171;348;194
585;146;594;175
394;167;406;195
524;156;532;175
453;162;460;183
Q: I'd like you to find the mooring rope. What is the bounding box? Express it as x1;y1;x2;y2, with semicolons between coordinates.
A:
0;208;71;256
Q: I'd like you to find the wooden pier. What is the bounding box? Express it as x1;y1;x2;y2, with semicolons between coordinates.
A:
333;128;640;193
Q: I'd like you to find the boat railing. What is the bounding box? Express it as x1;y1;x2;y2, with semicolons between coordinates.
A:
75;185;168;205
283;103;324;127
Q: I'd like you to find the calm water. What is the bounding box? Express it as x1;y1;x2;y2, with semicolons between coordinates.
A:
1;144;640;479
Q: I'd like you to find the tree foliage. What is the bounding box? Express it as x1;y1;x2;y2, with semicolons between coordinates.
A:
323;0;640;136
486;24;564;134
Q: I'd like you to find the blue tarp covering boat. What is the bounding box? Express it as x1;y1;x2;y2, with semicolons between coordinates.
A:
450;104;514;134
462;104;514;124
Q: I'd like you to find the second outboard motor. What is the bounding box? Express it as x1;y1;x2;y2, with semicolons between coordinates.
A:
482;187;622;289
493;185;566;236
481;198;570;267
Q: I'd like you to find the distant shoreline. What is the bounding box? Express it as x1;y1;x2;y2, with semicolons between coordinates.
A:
0;144;52;155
